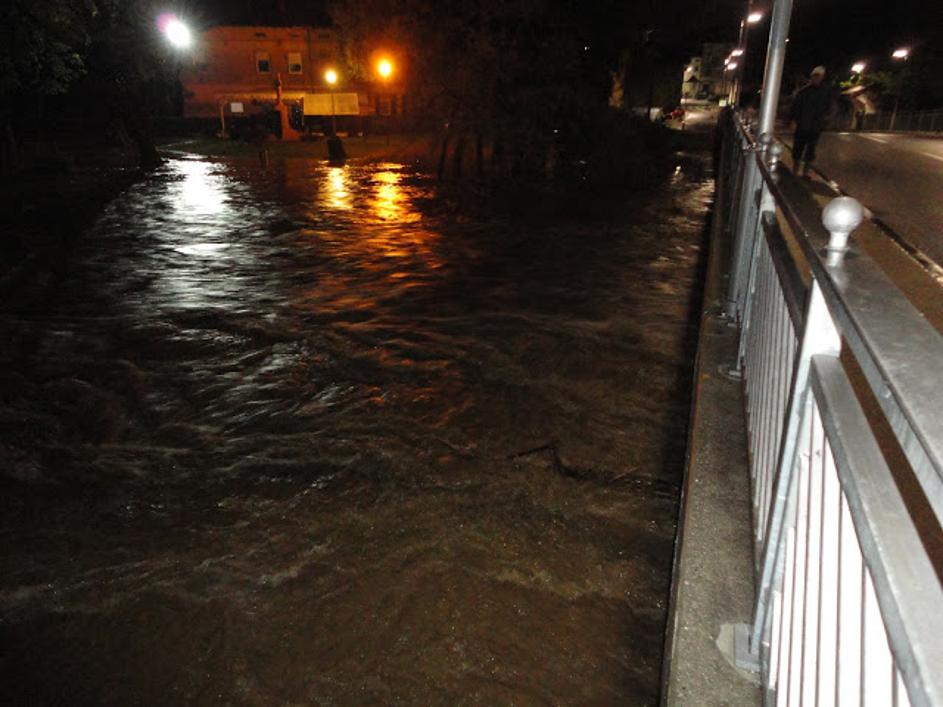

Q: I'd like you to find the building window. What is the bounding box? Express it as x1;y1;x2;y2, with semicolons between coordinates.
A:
287;52;302;74
256;51;271;73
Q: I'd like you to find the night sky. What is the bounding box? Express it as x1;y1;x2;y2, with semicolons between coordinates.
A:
187;0;939;73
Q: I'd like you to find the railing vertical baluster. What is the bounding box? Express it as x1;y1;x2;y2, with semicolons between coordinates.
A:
816;430;840;703
726;148;761;320
836;495;864;702
862;572;894;705
801;399;824;705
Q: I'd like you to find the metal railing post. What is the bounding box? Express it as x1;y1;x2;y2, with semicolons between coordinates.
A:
743;197;865;667
757;0;794;138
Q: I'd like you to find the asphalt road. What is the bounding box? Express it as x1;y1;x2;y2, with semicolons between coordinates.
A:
790;131;943;268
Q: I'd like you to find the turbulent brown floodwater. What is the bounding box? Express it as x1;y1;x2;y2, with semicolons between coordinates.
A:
0;153;712;706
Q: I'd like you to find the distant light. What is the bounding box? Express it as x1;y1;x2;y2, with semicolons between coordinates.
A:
724;57;731;66
892;47;909;60
851;62;866;73
727;62;738;71
731;48;744;57
159;15;191;49
584;45;590;51
325;68;338;85
747;11;763;24
377;59;393;79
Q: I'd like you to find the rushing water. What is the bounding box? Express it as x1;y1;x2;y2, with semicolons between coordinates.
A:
0;153;712;705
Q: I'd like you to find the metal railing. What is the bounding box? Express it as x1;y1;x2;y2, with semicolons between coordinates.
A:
718;109;943;705
859;109;943;134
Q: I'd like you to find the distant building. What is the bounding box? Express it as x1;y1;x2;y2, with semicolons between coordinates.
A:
699;43;734;100
679;43;734;103
681;57;703;101
180;26;404;132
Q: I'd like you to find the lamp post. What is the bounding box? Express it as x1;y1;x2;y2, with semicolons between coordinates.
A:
324;68;338;134
157;15;200;134
376;58;394;144
889;48;909;131
729;6;764;105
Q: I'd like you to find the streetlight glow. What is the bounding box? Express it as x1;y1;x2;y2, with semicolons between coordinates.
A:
727;62;738;71
892;48;910;60
851;62;866;74
377;59;393;79
747;11;763;24
159;14;191;49
324;68;338;85
731;48;744;57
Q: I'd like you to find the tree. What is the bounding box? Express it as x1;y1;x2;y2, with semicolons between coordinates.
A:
79;0;175;169
0;0;91;171
330;0;631;179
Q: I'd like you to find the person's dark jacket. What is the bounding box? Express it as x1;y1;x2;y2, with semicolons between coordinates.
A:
790;83;832;132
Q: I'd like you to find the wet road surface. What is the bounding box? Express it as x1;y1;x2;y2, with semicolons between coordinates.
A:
0;155;712;705
793;132;943;267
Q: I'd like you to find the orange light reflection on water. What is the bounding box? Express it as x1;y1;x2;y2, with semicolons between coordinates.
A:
326;166;351;211
371;168;420;224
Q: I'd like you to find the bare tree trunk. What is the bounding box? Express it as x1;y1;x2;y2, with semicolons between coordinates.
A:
475;132;484;178
451;134;466;178
0;118;17;176
437;130;451;180
492;134;504;175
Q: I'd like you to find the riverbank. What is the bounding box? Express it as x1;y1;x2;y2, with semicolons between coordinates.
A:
0;142;141;303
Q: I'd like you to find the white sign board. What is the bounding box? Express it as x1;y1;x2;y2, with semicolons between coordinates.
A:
230;102;244;113
304;92;361;116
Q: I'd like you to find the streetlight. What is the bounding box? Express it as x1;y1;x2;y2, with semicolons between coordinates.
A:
729;6;765;105
158;14;191;49
375;58;395;143
324;68;339;134
851;62;866;74
889;48;910;130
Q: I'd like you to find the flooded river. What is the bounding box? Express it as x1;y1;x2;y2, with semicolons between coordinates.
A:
0;153;712;705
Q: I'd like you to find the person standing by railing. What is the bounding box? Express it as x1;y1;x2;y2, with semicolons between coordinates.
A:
789;66;833;177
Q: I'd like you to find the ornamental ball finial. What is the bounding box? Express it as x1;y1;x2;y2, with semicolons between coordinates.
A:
822;196;865;237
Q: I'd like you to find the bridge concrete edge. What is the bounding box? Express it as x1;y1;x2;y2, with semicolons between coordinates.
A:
660;166;762;706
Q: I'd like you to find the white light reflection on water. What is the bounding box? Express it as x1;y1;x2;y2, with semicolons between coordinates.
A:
153;159;265;309
175;160;229;217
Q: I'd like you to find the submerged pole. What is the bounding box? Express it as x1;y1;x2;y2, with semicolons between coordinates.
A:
757;0;794;138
